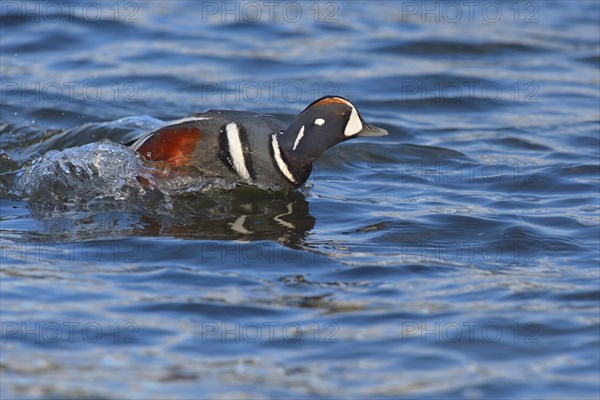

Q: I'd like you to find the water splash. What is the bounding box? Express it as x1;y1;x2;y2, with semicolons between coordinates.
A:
13;140;236;214
16;140;154;203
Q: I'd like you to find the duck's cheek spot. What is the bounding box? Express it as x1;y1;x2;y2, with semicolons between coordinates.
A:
314;118;325;126
344;107;363;136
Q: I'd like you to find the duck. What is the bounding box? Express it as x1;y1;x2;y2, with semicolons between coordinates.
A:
127;96;387;189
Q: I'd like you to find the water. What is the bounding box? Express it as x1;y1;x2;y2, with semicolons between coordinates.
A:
1;1;599;398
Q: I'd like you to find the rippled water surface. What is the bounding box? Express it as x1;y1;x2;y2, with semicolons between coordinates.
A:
1;1;599;398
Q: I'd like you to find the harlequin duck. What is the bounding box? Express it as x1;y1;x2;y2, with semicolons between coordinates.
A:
127;96;387;189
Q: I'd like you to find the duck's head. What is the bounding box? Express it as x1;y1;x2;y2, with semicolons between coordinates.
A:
273;96;388;185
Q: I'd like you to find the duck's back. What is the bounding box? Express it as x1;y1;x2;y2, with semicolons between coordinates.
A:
129;110;294;188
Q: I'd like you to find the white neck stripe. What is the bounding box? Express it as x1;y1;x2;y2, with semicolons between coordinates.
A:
292;125;305;151
226;123;251;181
271;134;297;184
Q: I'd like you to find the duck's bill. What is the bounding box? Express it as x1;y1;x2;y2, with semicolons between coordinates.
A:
357;122;388;137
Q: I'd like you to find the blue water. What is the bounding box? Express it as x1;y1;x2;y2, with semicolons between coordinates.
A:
1;1;599;398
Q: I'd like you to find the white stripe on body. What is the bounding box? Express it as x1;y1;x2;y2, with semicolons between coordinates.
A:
225;122;251;181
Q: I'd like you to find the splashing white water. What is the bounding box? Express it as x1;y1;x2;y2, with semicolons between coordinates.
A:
14;140;235;213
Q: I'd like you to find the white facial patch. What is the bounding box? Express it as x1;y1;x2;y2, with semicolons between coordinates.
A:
292;125;305;151
314;118;325;126
344;104;363;136
226;123;251;181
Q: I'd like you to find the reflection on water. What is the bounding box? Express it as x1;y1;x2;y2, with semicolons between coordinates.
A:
137;187;315;247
